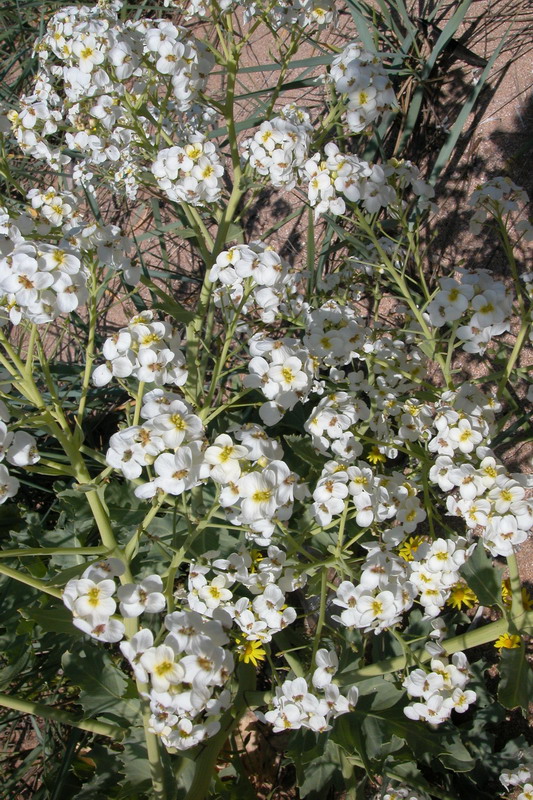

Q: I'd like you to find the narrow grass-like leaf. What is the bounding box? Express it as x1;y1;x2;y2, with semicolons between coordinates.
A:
429;28;510;184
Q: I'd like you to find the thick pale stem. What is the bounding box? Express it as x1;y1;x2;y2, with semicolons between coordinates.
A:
0;693;124;739
0;563;62;597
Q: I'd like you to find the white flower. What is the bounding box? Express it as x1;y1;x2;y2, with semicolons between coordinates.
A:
119;629;154;682
312;649;338;689
67;578;117;619
0;463;19;503
73;615;125;643
117;575;166;617
140;645;185;692
204;434;249;484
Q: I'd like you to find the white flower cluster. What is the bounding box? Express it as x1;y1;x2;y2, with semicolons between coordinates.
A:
403;652;476;725
27;185;77;228
152;136;224;206
302;145;433;219
62;544;308;751
500;764;533;800
260;673;358;734
241;106;312;190
432;445;533;558
63;558;128;643
209;242;297;323
267;0;337;29
187;544;302;643
333;530;473;631
312;459;425;533
0;209;88;325
10;3;214;196
0;400;40;504
375;784;428;800
62;557;233;751
105;389;203;491
403;536;472;618
219;454;305;545
170;0;336;30
469;177;533;240
25;188;138;282
303;143;393;218
330;43;397;134
0;197;136;325
304;301;373;366
244;333;316;425
426;268;513;355
123;614;233;751
305;391;368;459
303;304;427;460
93;311;187;388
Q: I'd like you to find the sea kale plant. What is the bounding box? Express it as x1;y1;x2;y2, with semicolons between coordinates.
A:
0;0;532;798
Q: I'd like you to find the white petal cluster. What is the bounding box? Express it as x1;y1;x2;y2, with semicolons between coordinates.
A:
62;558;126;643
126;612;233;751
0;212;88;325
304;301;373;365
469;177;533;240
260;675;358;733
152;136;224;206
241;105;312;190
10;3;214;197
187;544;301;642
170;0;336;30
500;765;532;800
403;652;476;724
427;268;513;355
105;388;204;493
305;391;368;458
313;459;424;534
0;401;40;504
93;310;187;388
220;458;304;544
304;143;391;218
376;782;429;800
209;242;298;323
244;333;316;425
303;145;434;219
330;43;397;133
406;537;472;618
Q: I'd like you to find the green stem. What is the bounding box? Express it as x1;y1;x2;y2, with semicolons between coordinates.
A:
0;693;124;739
507;553;524;628
0;546;108;558
497;318;531;398
184;662;256;800
0;563;62;598
343;614;520;680
124;495;167;562
310;568;328;668
75;264;98;435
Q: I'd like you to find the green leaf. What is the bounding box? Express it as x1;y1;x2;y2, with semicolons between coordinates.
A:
283;434;325;469
297;739;340;798
498;644;533;712
429;26;509;184
460;541;503;608
62;646;140;727
139;276;195;324
21;604;81;636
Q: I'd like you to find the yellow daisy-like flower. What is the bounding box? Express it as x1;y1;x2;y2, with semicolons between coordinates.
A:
501;578;511;605
367;446;387;465
236;638;267;667
494;633;521;650
446;582;478;611
501;579;533;610
398;535;426;562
